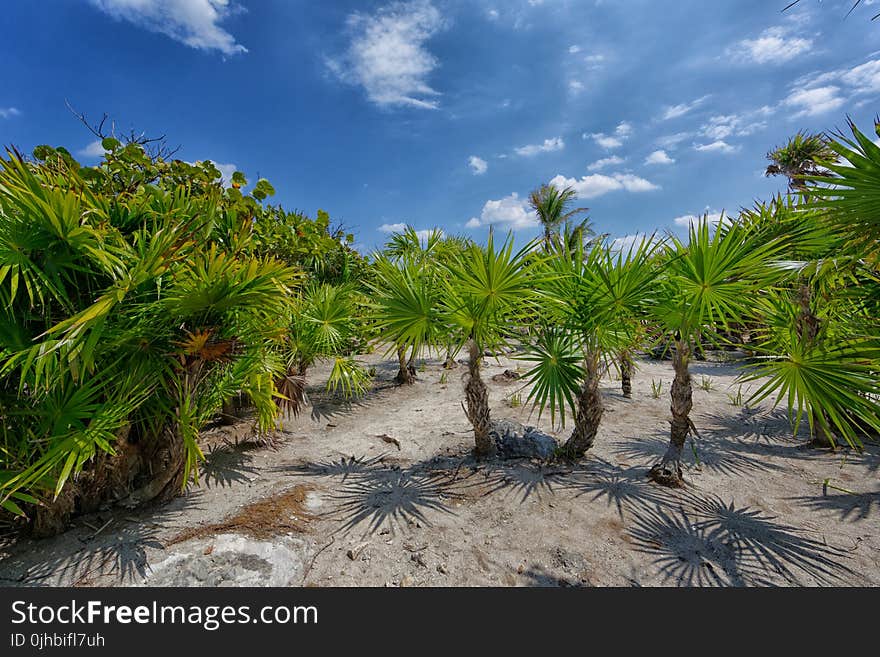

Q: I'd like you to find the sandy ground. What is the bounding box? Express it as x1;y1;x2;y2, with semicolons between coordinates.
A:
1;349;878;587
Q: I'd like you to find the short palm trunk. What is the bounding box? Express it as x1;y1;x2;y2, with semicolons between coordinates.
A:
809;410;837;449
649;344;692;487
562;358;603;459
620;352;634;399
396;346;416;385
464;340;493;457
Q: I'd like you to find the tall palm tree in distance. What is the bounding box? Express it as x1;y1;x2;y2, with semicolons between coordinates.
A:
528;183;591;250
765;132;835;190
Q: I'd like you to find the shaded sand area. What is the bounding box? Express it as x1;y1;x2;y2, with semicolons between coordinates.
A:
1;352;878;587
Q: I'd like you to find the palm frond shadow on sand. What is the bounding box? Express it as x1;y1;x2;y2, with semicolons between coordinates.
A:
611;409;807;478
789;488;880;523
0;492;206;586
282;454;470;537
199;442;261;489
627;491;855;586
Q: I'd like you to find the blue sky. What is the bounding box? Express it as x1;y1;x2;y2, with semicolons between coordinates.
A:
3;0;880;251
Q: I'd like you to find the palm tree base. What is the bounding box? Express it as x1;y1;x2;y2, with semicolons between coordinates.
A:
648;460;685;488
395;366;417;385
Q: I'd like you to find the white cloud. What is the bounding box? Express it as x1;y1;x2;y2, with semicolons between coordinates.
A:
693;140;740;154
673;211;728;229
549;172;659;199
699;113;767;141
785;56;880;118
211;162;239;186
379;222;408;233
589;134;622;149
840;59;880;95
587;122;632;150
588;155;625;171
783;85;845;117
378;223;442;240
0;107;20;119
611;233;660;253
661;95;710;121
568;80;585;94
328;1;445;110
486;8;499;21
645;150;674;165
568;45;581;54
615;121;633;138
468;155;488;175
88;0;246;55
77;140;107;158
611;234;644;252
416;228;442;240
515;137;565;157
656;132;692;149
467;193;536;230
728;26;812;65
183;160;239;186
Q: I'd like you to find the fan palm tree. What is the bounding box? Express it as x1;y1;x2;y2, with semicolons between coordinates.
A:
369;254;444;385
444;231;538;456
765;132;835;190
647;216;785;487
521;233;662;458
742;119;880;449
528;183;591;250
285;282;370;395
807;119;880;262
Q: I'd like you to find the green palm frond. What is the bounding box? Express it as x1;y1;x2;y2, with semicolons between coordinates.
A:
520;328;583;428
326;357;371;398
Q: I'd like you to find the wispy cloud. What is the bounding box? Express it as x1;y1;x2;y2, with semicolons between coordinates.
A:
692;140;740;154
515;137;564;157
88;0;246;55
699;110;771;141
328;1;446;110
661;95;710;121
0;107;21;119
784;85;845;118
588;155;625;171
727;26;812;65
785;56;880;118
586;122;632;150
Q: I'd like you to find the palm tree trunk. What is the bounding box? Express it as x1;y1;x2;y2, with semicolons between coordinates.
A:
795;285;837;449
395;345;416;385
810;409;836;449
443;343;458;369
464;339;493;457
620;351;634;399
562;354;602;459
649;342;692;487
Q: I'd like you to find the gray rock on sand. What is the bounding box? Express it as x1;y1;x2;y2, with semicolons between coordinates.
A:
490;419;558;460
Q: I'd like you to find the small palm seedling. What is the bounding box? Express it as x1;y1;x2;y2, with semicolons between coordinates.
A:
699;376;715;392
651;379;664;399
727;385;744;407
507;393;523;408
